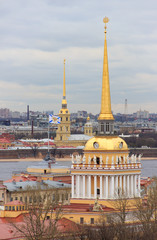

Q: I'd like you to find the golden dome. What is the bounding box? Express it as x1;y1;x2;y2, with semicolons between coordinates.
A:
87;115;90;121
84;136;128;152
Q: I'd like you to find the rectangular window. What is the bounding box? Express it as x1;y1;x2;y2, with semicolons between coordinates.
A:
2;193;4;198
101;123;104;132
62;194;64;201
80;217;84;224
15;197;18;200
52;194;55;201
66;117;68;121
65;193;68;200
97;189;100;195
90;218;94;224
106;122;109;132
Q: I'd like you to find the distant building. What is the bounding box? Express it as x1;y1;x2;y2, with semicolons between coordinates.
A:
135;110;149;119
0;108;10;118
77;110;88;118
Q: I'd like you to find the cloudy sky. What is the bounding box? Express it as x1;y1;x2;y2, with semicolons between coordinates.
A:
0;0;157;115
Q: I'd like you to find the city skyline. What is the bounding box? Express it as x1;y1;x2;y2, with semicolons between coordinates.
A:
0;0;157;114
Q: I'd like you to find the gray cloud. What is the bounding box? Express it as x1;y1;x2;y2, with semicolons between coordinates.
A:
0;0;156;114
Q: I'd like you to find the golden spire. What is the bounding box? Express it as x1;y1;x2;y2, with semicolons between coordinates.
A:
62;59;67;107
98;17;114;121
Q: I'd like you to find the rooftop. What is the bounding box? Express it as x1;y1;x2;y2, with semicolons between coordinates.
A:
4;180;71;192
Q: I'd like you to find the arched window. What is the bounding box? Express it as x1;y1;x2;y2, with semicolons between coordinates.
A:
96;157;100;164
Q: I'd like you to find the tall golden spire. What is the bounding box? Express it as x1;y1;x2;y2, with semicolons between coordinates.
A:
98;17;114;121
62;59;67;108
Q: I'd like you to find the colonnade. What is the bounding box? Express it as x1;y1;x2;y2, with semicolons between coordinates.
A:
71;174;141;199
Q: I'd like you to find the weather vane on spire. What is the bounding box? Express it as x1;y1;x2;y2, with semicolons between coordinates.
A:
103;17;109;33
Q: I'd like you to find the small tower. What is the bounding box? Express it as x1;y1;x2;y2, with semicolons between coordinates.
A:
55;60;71;143
84;115;93;136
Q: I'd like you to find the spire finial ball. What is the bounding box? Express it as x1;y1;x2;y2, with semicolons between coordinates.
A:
103;17;109;24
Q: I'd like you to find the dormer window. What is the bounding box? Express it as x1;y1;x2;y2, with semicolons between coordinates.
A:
106;122;109;132
101;123;104;132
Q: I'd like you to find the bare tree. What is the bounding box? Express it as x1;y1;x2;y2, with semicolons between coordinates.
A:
134;178;157;240
11;186;63;240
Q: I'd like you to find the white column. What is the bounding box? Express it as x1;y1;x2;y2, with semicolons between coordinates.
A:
77;175;80;198
72;175;74;198
83;175;85;198
115;175;118;196
100;176;102;199
131;175;134;197
105;176;108;199
110;176;115;198
138;174;141;197
103;176;106;198
127;175;130;197
94;176;97;199
123;175;126;195
119;175;122;194
134;175;137;197
88;175;91;198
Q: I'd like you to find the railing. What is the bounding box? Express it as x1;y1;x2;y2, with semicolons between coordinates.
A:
71;163;141;170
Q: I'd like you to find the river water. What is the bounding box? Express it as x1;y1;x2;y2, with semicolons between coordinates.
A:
0;160;156;181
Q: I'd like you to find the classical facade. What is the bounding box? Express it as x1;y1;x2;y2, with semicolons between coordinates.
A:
70;17;141;205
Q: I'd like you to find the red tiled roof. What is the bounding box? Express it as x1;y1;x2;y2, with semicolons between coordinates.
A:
0;185;6;189
44;142;55;146
4;175;37;183
0;216;79;239
62;203;114;212
57;217;80;233
5;201;24;206
0;139;11;143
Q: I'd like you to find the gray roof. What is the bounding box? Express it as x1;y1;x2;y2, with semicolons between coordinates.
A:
4;180;71;192
68;134;92;141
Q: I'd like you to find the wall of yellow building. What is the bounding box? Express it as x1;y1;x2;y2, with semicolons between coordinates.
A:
63;212;105;225
71;169;141;176
70;198;138;209
27;167;70;174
